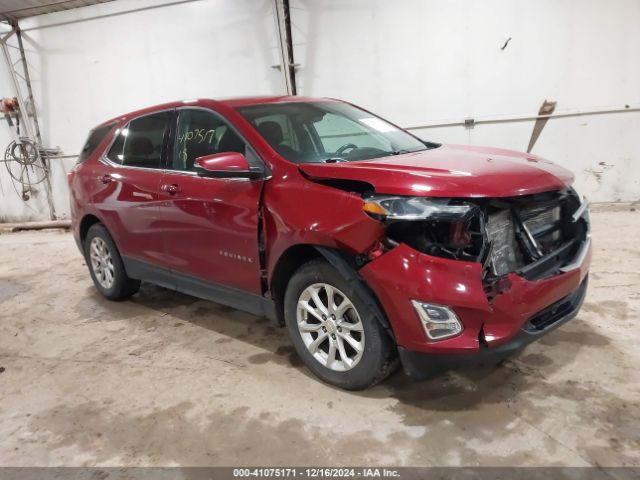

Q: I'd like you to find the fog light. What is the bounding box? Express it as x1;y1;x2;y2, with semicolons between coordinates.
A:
411;301;463;340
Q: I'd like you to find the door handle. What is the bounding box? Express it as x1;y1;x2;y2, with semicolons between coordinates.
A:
98;174;112;184
161;183;181;195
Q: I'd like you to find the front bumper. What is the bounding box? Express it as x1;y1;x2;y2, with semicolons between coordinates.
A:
359;236;591;378
398;276;588;379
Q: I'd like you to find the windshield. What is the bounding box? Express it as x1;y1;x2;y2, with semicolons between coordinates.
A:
236;101;430;163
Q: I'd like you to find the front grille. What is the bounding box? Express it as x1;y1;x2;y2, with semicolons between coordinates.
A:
485;189;588;280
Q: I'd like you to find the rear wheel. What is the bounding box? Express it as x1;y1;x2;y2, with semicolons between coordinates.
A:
284;259;397;390
84;223;140;300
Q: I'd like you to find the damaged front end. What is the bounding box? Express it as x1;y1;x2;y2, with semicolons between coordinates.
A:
356;188;591;377
484;188;590;281
361;188;589;284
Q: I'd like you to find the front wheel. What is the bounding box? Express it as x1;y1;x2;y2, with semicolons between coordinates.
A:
284;259;397;390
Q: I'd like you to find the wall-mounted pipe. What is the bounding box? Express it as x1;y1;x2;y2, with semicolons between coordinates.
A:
41;103;640;162
405;104;640;131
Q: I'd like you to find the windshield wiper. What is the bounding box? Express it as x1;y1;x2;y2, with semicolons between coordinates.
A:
323;157;347;163
389;147;431;156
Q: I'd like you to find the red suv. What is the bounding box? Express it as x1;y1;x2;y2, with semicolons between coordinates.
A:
69;96;591;390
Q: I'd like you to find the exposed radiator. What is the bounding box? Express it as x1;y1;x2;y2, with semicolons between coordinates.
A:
487;203;563;276
486;209;522;276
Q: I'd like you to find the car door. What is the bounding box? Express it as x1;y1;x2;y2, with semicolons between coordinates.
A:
157;107;265;294
93;110;172;268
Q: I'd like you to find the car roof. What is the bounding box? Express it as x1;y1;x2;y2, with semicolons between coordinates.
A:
217;95;332;107
99;95;337;126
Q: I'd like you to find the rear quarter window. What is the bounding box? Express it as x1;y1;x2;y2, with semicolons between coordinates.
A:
105;111;171;168
77;122;115;164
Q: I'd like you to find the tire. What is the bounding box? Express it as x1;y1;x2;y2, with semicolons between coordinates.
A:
284;259;397;390
84;223;140;300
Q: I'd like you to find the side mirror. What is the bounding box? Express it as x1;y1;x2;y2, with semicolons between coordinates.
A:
193;152;262;179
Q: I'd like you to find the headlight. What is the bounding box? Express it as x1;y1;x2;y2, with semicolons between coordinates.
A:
363;195;487;263
363;196;476;222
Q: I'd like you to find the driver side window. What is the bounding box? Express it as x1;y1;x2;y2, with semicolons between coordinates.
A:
313;113;390;153
171;109;247;172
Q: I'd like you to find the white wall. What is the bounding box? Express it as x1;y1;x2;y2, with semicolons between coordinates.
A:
0;24;53;221
291;0;640;202
1;0;638;221
1;0;284;221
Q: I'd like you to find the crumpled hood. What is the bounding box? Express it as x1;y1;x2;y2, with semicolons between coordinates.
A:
298;144;574;197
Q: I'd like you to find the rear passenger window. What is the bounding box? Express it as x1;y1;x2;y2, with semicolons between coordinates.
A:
77;122;114;163
106;111;171;168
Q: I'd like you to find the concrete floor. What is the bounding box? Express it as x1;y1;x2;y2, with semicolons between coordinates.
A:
0;207;638;467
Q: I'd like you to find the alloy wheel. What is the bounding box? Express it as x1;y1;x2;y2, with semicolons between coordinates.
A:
89;237;115;289
296;283;365;372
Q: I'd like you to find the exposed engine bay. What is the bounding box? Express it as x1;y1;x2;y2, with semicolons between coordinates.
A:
368;188;589;282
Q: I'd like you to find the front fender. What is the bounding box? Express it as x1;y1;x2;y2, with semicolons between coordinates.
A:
314;246;392;334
